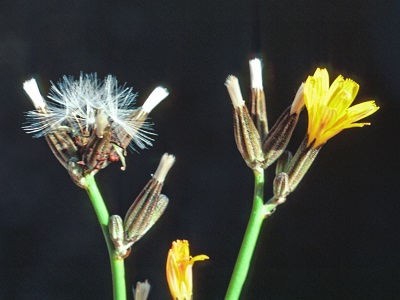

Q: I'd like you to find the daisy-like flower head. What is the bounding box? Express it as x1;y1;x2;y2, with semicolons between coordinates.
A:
304;68;379;148
166;240;209;300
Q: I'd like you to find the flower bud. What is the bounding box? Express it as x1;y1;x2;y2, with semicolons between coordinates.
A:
261;84;304;168
225;75;264;169
251;88;268;142
109;215;131;259
273;172;290;204
275;150;292;175
286;137;322;192
109;215;124;245
107;154;175;259
124;181;169;245
133;280;151;300
249;59;268;141
124;154;174;245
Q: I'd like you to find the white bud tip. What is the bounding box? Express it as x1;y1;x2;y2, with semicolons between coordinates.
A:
249;58;263;89
290;82;305;115
23;78;47;111
153;153;176;183
141;86;169;113
225;75;245;108
133;280;151;300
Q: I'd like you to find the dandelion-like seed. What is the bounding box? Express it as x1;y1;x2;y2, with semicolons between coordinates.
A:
23;74;168;186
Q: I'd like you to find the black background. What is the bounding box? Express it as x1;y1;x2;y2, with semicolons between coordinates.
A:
1;0;400;299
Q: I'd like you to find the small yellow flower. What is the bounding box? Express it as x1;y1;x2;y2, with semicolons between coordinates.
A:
304;68;379;148
166;240;209;300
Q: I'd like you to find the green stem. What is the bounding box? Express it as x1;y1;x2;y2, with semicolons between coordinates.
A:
225;168;266;300
84;173;127;300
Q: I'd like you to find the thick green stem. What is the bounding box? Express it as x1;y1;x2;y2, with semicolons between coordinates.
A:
225;168;266;300
84;173;127;300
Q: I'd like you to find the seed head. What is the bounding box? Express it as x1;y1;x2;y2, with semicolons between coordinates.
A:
24;74;168;150
23;74;168;184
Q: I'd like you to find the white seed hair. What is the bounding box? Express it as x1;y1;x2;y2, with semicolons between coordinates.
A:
23;79;47;111
290;82;305;115
153;153;176;183
225;75;245;108
141;86;169;113
249;58;263;90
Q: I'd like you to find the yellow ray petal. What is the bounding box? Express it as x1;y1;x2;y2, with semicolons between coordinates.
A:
304;69;379;148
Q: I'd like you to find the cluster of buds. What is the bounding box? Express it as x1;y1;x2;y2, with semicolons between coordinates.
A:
225;59;303;207
23;74;169;188
225;59;304;171
109;153;175;259
226;60;379;207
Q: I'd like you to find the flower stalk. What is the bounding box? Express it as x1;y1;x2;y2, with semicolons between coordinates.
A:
84;173;127;300
225;168;277;300
23;74;172;300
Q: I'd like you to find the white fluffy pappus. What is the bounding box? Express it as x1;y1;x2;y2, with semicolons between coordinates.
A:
23;73;169;150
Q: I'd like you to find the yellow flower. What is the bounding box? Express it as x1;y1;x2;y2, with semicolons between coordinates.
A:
304;68;379;148
166;240;209;300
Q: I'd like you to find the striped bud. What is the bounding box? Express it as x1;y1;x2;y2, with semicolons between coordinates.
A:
249;59;268;141
273;172;290;204
261;106;297;168
109;215;124;245
286;137;322;192
261;83;304;168
225;75;264;169
275;150;293;175
124;180;169;245
109;215;131;259
123;153;174;245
